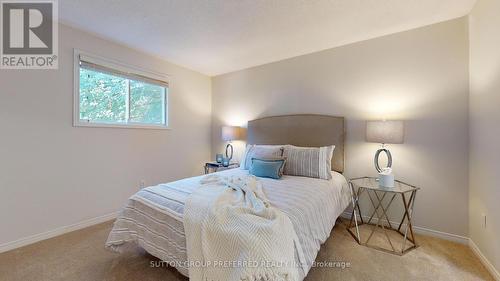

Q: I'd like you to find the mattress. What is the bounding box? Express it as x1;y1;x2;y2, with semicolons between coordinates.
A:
106;168;351;279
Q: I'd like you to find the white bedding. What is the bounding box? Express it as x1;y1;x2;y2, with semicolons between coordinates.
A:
106;169;351;279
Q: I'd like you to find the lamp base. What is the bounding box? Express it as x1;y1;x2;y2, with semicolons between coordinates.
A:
374;148;392;173
225;143;233;160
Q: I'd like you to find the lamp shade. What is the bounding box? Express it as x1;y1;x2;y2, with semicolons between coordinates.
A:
221;126;242;141
366;121;404;144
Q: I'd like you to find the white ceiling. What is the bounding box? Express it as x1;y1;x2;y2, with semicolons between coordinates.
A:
60;0;476;76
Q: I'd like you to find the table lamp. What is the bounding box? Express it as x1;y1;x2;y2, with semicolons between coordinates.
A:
366;120;404;172
221;126;242;160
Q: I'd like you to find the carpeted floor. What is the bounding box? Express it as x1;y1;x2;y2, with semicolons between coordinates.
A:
0;220;493;281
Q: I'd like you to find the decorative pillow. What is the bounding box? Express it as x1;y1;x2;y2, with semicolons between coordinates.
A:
249;158;287;179
283;145;335;180
239;145;253;170
241;145;284;170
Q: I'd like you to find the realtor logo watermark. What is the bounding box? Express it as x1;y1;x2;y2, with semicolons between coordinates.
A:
1;0;58;69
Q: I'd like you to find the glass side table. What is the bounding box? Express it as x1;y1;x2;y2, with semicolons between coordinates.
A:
204;161;239;174
347;177;420;255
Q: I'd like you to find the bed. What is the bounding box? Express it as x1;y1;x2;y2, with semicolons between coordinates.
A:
106;114;349;280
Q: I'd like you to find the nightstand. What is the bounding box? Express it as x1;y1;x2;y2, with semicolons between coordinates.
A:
347;177;420;255
204;161;239;174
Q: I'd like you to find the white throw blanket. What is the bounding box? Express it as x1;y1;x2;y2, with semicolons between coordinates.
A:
184;175;304;281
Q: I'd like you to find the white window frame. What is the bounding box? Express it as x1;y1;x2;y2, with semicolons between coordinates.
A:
73;49;170;130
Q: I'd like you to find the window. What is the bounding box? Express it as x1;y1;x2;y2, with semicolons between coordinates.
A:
74;50;169;129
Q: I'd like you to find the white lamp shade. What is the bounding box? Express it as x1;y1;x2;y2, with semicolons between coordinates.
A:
221;126;242;141
366;121;404;144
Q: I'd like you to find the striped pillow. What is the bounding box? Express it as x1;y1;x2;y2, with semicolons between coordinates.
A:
241;145;284;170
239;145;253;170
283;145;335;180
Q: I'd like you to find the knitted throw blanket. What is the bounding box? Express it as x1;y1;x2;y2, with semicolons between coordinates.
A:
184;175;302;281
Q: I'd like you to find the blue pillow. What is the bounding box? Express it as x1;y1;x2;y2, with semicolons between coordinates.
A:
249;158;286;179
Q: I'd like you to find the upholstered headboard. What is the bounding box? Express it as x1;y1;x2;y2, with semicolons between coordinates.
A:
247;114;345;173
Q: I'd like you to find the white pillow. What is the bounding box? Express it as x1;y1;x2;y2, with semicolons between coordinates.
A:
239;145;253;170
282;145;335;180
240;145;284;170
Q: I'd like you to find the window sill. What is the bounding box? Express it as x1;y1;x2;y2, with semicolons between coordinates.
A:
73;121;171;130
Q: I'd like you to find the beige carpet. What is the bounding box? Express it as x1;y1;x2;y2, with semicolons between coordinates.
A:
0;220;493;281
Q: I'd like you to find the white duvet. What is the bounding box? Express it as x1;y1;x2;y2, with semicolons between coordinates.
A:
106;169;351;280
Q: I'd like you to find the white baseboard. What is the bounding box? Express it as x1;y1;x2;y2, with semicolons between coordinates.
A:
0;211;119;254
340;212;469;244
412;225;469;244
469;239;500;281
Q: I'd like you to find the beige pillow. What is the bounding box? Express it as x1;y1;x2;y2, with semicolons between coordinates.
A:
283;145;335;180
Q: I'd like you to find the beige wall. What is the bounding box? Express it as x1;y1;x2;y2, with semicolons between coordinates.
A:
0;24;212;246
212;18;470;237
469;0;500;274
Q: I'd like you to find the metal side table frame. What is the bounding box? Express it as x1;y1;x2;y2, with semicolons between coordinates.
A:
204;162;239;174
347;177;420;255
